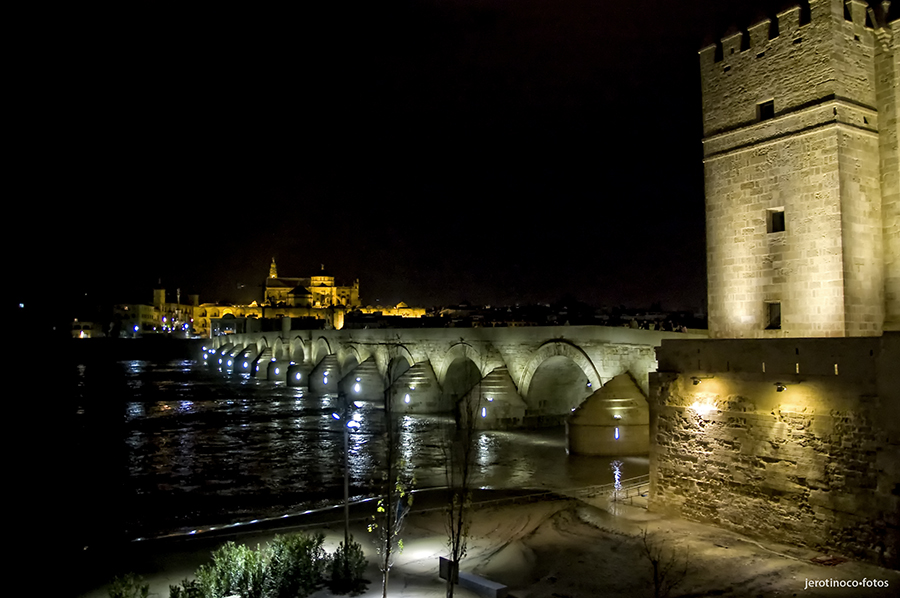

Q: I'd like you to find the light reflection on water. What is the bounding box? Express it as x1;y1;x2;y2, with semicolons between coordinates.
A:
81;359;648;538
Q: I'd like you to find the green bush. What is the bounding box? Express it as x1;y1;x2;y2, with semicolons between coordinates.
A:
266;532;327;598
168;578;204;598
194;541;267;598
107;573;149;598
329;537;368;595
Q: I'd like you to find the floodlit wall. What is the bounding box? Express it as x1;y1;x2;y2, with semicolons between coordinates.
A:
649;333;900;568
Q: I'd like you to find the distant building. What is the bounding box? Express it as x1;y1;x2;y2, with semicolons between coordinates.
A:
264;259;361;308
192;260;425;336
71;318;100;338
113;289;199;337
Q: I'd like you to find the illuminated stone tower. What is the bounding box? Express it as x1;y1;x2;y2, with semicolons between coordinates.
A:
269;257;278;279
700;0;898;338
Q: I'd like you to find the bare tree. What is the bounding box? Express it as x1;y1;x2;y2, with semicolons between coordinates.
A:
443;379;482;598
368;362;415;598
638;528;690;598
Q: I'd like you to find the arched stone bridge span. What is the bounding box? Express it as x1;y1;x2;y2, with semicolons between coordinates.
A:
205;326;704;433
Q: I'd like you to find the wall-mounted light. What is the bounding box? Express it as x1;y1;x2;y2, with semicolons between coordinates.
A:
691;375;715;385
689;401;717;416
775;382;787;392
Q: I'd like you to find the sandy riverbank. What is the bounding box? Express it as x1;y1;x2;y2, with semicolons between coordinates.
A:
75;492;898;598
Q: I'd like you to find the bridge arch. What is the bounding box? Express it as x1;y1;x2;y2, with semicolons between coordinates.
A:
272;337;286;361
289;336;308;363
338;345;366;374
519;340;603;414
435;342;486;387
311;337;333;367
437;342;487;409
384;344;416;383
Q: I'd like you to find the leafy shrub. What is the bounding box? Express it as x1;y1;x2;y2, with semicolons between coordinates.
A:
194;541;267;598
266;532;327;598
329;536;368;595
107;573;149;598
168;578;204;598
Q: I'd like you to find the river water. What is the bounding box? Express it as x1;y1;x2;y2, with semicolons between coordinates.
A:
67;353;647;544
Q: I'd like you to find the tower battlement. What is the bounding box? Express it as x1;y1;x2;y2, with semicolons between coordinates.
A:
700;0;899;339
699;1;895;138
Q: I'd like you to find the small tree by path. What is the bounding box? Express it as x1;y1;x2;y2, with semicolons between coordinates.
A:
638;528;690;598
368;369;415;598
443;383;481;598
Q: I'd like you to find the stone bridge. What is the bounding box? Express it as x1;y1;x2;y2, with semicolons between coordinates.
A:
203;325;704;449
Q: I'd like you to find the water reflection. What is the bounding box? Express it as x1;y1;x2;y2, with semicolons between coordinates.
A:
86;359;648;538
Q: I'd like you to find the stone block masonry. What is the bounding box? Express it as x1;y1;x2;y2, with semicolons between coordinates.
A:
649;333;900;569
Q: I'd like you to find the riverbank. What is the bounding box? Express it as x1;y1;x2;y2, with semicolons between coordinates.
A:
74;488;898;597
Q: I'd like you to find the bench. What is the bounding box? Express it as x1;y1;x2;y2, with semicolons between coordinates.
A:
439;557;508;598
459;571;508;598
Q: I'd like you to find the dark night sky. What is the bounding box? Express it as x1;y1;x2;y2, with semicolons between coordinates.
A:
11;0;817;322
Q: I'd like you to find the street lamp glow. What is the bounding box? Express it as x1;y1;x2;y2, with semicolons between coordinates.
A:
404;394;411;404
354;382;361;393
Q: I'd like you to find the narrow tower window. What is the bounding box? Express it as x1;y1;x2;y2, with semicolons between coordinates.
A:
768;208;785;233
765;302;782;330
758;100;775;121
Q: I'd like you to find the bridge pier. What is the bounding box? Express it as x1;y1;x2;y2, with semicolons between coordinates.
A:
286;362;311;387
234;347;258;376
309;355;340;395
266;359;290;382
566;373;649;456
391;362;442;414
251;348;274;379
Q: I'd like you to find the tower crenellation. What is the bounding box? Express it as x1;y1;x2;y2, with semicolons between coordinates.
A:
701;0;899;338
